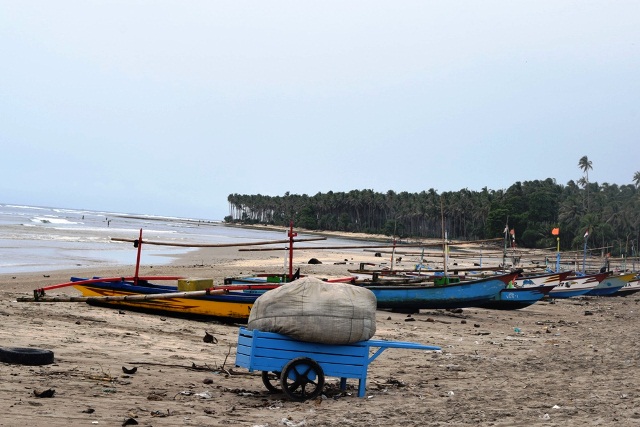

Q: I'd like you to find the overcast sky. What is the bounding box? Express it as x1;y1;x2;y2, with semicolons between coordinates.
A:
1;1;638;220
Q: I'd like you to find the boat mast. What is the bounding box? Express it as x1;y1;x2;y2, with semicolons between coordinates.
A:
134;228;143;285
582;227;589;273
288;221;297;279
441;199;448;277
502;221;508;273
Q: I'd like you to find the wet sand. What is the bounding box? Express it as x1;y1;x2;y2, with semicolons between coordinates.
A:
1;244;639;426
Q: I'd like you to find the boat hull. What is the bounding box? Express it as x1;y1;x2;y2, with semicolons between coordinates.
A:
361;273;516;310
479;285;556;310
585;273;636;296
547;272;610;299
71;279;257;322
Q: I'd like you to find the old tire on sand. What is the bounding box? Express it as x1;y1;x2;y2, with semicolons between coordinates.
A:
0;347;54;365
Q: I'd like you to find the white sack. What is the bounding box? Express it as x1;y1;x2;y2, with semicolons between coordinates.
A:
247;276;377;344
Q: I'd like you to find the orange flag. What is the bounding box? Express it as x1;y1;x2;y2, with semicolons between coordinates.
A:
552;228;560;236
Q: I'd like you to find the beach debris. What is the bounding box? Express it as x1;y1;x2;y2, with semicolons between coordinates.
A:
203;331;218;344
307;258;322;264
584;311;594;316
122;418;138;426
33;388;55;398
0;346;55;365
82;408;95;414
405;315;415;322
282;417;307;427
122;366;137;374
147;392;166;401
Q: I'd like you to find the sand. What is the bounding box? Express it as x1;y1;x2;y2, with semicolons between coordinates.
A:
1;242;639;426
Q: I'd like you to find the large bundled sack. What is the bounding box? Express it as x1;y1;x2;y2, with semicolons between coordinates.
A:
247;276;376;344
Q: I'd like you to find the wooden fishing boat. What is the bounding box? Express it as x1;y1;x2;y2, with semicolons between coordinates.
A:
477;284;556;310
68;277;277;322
359;271;519;310
614;276;640;296
546;272;610;298
514;270;573;287
585;272;636;296
475;270;571;310
224;270;356;286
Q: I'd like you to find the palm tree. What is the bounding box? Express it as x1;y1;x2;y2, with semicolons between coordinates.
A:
578;155;593;181
578;155;593;211
633;171;640;188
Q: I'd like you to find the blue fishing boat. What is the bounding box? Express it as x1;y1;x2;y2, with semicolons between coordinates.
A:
585;273;636;296
360;271;518;310
478;284;556;310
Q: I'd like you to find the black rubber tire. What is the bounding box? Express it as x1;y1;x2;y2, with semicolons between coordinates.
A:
261;371;281;393
280;357;325;401
0;347;54;366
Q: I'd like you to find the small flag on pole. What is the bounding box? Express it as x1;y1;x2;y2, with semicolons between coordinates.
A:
552;228;560;236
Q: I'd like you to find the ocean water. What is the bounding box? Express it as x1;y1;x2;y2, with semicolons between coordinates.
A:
0;203;368;274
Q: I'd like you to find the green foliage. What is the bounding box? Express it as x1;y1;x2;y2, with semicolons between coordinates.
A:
226;178;640;253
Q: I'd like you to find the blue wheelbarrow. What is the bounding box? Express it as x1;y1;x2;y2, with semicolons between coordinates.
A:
235;327;441;401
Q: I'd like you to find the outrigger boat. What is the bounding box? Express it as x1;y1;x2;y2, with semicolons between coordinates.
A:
68;276;274;322
26;275;279;322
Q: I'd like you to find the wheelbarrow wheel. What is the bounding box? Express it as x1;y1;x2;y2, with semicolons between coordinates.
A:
261;371;281;393
280;357;325;401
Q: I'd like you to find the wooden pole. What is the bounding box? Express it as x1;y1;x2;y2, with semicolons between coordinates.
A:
111;236;326;247
288;221;297;279
134;228;143;285
19;288;229;303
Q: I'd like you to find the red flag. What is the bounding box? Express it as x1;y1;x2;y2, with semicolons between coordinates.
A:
552;228;560;236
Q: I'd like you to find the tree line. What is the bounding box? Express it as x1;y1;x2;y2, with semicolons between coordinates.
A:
226;158;640;257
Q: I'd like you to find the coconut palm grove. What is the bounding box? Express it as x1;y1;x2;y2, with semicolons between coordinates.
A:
226;156;640;257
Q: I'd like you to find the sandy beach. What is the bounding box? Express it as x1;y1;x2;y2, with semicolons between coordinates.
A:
1;242;639;426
